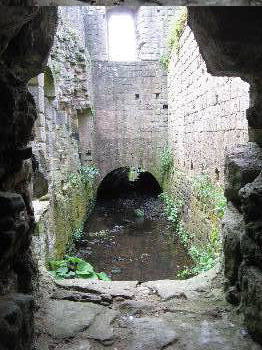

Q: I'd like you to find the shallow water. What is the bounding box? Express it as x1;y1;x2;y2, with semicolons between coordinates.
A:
78;197;193;281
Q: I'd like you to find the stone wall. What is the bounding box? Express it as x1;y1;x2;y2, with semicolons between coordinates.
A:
79;6;176;183
160;21;250;292
30;8;96;265
136;6;177;60
0;7;58;350
82;6;177;62
168;26;249;184
83;6;108;60
187;8;262;342
91;60;168;182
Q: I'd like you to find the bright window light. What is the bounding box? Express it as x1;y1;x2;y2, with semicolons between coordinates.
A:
108;14;137;61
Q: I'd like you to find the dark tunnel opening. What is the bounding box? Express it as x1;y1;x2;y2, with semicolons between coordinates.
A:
96;167;162;201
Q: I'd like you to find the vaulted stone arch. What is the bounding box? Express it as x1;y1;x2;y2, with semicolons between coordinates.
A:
96;166;162;200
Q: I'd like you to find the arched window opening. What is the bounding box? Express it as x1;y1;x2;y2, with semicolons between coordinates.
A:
107;11;137;61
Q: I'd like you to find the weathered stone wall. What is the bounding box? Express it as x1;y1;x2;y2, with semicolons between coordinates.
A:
82;6;177;62
83;6;108;60
136;6;177;60
160;20;250;297
0;7;57;350
30;8;96;265
168;26;249;184
79;6;175;183
91;61;168;182
188;8;262;343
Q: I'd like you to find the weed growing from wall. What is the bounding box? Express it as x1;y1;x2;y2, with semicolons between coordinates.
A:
168;8;188;55
160;7;188;70
160;147;174;175
192;174;226;218
160;170;225;278
160;146;174;187
160;54;170;70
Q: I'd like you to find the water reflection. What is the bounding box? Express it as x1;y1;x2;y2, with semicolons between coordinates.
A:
78;197;193;281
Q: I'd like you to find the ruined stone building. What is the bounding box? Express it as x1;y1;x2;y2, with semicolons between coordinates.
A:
0;4;262;350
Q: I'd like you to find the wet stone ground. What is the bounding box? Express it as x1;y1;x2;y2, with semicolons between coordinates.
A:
77;196;193;281
34;267;262;350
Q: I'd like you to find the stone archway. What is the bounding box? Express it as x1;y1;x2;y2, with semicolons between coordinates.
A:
96;166;162;200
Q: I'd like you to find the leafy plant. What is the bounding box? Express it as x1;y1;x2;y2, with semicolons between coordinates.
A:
160;8;188;70
168;8;188;55
160;146;174;177
128;167;142;182
160;190;220;278
67;165;99;189
160;54;170;70
49;256;111;281
80;165;99;184
71;224;84;243
159;192;183;230
192;174;226;218
177;244;218;279
134;208;145;218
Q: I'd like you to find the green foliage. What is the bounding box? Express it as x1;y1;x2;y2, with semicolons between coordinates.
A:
177;245;218;279
71;224;84;243
49;256;111;281
159;192;183;230
159;189;220;278
160;146;174;177
134;208;145;218
192;174;226;218
52;61;61;77
160;8;188;70
80;165;99;183
168;8;188;55
160;54;170;70
53;165;98;260
68;165;99;189
128;167;141;182
176;222;192;246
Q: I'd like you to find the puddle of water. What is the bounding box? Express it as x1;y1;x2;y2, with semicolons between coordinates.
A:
78;197;193;281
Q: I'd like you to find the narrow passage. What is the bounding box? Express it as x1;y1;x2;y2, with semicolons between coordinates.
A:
76;167;193;281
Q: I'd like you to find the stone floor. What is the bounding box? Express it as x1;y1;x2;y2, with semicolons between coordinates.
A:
34;266;262;350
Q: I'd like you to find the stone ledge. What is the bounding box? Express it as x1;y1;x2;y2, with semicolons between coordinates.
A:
55;279;139;299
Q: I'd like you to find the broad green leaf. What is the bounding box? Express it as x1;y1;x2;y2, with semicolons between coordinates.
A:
66;271;76;278
56;266;69;276
76;271;98;279
77;260;94;273
96;272;111;281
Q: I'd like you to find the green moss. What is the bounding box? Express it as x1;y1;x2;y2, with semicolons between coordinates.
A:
52;166;98;260
159;146;174;185
168;8;188;55
160;8;188;70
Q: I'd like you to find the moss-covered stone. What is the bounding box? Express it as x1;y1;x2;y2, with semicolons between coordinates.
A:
162;167;225;274
52;173;95;260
